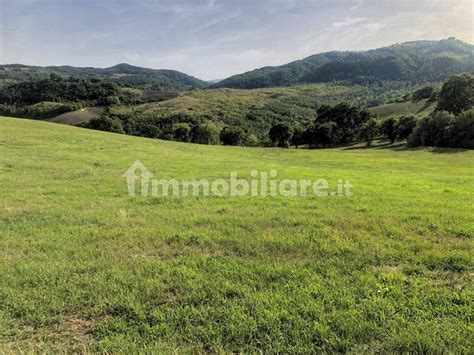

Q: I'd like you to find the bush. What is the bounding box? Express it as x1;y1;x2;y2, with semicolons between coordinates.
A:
191;122;221;145
86;116;124;134
220;126;246;146
172;123;192;142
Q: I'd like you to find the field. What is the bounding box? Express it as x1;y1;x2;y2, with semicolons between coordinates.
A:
45;107;106;125
0;116;473;352
368;99;438;118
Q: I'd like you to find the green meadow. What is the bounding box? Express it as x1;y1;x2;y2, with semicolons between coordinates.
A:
0;116;473;352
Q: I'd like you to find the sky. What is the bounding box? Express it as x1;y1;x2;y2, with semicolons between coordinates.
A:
0;0;472;80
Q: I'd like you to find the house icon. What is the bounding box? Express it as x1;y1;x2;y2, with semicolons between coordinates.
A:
122;160;154;196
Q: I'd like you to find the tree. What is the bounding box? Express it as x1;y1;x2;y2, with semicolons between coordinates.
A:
437;73;474;114
291;126;305;148
172;123;191;142
408;111;454;147
381;117;398;143
220;126;246;146
397;115;418;140
191;123;221;145
269;123;293;148
141;124;161;138
449;109;474;149
358;118;378;146
316;103;371;144
314;122;338;147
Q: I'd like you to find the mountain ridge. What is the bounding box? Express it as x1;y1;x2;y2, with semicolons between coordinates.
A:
0;62;209;90
212;38;474;89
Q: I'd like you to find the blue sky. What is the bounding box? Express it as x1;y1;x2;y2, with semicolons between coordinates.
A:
1;0;472;80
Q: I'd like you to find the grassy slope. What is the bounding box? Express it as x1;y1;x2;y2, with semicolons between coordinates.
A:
109;84;387;120
369;99;437;118
46;107;106;125
0;117;473;352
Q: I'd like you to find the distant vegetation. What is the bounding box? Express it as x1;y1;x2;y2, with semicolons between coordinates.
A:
0;63;208;90
0;74;138;118
0;39;472;149
213;38;473;89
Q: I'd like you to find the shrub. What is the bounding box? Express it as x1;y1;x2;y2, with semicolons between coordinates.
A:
220;126;246;146
87;116;124;134
191;122;221;145
172;123;192;142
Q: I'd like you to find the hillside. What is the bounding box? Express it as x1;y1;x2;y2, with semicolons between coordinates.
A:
0;63;209;90
213;38;474;89
368;99;437;118
107;82;437;141
0;116;472;352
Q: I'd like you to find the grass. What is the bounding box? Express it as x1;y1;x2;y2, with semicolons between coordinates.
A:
0;116;473;352
368;99;437;118
46;107;105;125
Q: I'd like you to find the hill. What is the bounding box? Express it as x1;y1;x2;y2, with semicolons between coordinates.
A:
0;63;209;90
213;38;474;89
45;106;106;125
107;82;437;141
368;99;437;118
0;116;473;352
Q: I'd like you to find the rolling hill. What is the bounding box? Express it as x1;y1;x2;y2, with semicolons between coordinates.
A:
213;38;474;89
0;63;209;90
0;116;472;352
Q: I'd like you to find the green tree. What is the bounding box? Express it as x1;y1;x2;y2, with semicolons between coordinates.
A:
220;126;246;146
449;109;474;149
291;126;305;148
172;123;191;142
397;115;418;140
408;111;454;147
191;122;220;145
358;118;379;146
381;117;398;144
269;123;293;148
437;73;474;114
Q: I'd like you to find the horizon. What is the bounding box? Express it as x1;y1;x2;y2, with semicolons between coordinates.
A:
2;37;472;82
1;0;473;80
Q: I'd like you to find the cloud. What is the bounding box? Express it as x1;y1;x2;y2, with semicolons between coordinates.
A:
332;17;367;28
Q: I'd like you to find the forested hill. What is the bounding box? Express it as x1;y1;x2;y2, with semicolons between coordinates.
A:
0;63;209;90
212;38;474;89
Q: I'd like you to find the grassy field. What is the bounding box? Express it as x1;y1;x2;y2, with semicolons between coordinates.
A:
46;107;106;125
0;116;473;352
368;99;437;118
